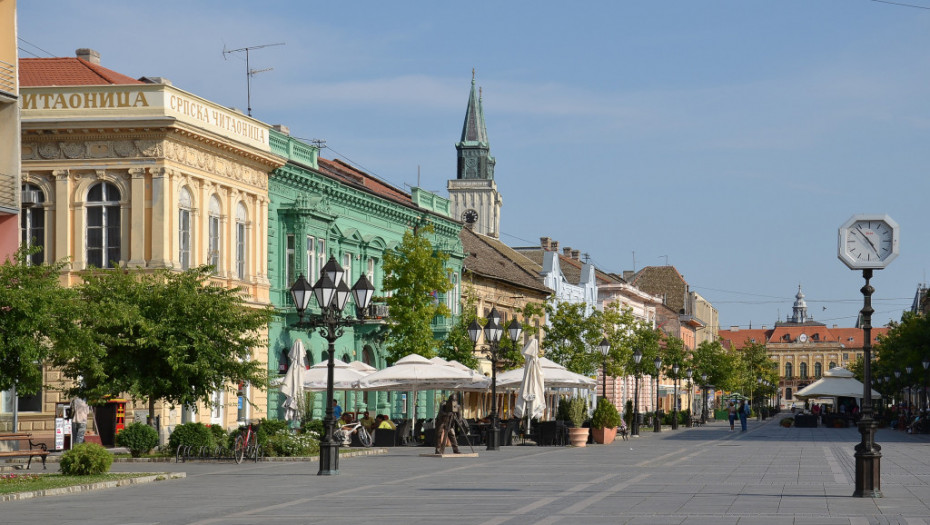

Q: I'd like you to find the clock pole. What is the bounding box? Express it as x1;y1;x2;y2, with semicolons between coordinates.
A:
854;268;882;497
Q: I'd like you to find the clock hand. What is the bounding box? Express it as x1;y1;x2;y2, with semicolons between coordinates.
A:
856;226;879;254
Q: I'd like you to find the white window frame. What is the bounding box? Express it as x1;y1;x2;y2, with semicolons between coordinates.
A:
208;196;221;272
179;187;192;270
20;183;46;267
235;203;247;281
86;182;121;269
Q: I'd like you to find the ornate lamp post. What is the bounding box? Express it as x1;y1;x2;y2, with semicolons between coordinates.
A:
597;338;610;401
906;366;913;410
671;363;680;430
290;256;374;476
686;368;693;427
922;358;930;413
468;307;521;451
631;348;643;437
653;356;663;433
700;372;708;424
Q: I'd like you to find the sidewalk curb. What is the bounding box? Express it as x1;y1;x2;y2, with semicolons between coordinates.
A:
0;472;186;502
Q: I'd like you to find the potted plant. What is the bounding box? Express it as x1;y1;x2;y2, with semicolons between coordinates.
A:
591;398;621;444
562;396;589;447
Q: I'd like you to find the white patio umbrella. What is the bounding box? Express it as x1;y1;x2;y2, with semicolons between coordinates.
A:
280;339;309;422
303;358;369;391
347;361;377;374
429;357;490;391
356;354;477;391
497;355;596;390
794;367;881;400
513;340;546;436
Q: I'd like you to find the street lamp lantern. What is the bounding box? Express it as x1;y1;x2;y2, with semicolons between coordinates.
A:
469;308;512;451
685;368;694;427
923;358;930;413
508;318;523;342
288;255;376;476
632;348;643;437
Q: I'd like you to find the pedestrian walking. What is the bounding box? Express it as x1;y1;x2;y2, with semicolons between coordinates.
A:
727;401;737;431
71;396;89;445
739;400;749;432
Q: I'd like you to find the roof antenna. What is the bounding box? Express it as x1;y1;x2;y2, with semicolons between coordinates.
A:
659;255;668;266
223;42;285;117
310;139;327;151
632;251;636;273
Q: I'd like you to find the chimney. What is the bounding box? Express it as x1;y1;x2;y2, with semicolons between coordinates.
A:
551;241;559;252
761;325;767;330
540;237;551;250
623;270;634;280
76;48;101;65
272;124;290;135
730;326;740;331
833;324;838;329
563;247;572;257
571;250;580;260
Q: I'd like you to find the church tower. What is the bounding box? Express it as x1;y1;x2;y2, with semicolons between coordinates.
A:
448;72;502;238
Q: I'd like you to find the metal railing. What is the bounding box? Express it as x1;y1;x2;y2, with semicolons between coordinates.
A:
0;59;15;96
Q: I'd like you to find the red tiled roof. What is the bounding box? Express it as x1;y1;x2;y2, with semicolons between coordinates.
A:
19;57;144;87
316;158;410;205
719;326;890;349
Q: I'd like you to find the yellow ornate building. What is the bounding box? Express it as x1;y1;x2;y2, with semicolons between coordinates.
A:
6;50;284;440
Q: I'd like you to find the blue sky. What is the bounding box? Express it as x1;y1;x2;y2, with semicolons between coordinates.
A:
17;1;930;330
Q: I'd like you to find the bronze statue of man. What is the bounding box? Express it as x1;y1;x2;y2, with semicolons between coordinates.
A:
435;393;462;454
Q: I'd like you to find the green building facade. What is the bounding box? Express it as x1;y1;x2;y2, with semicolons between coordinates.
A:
266;130;465;421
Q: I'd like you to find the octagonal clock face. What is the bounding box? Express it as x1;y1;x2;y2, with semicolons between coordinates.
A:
837;214;899;269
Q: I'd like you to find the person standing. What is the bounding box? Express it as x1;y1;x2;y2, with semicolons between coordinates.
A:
332;399;342;420
71;397;90;446
738;400;749;432
727;401;737;431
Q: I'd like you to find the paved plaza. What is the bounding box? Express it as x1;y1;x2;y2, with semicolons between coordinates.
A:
4;416;930;524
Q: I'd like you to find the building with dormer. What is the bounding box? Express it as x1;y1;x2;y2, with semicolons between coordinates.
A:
719;285;889;408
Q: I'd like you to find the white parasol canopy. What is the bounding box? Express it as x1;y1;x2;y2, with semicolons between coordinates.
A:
303;358;370;391
513;340;546;420
355;353;478;391
280;339;309;421
794;367;881;400
429;357;490;390
347;360;377;374
497;355;596;390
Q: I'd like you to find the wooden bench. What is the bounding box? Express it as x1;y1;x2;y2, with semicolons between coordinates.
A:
0;433;49;470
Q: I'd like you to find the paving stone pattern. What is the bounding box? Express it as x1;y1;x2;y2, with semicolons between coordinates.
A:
3;417;930;524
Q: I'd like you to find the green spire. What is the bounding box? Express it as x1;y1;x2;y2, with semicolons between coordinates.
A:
456;71;495;180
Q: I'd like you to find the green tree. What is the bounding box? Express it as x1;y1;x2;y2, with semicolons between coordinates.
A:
381;225;451;362
440;286;480;369
659;334;688;386
598;302;644;378
496;302;546;371
0;247;90;395
691;340;733;389
542;300;602;375
54;265;273;420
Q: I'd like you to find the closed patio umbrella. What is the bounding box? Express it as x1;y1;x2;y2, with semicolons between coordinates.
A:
514;340;546;436
280;339;309;422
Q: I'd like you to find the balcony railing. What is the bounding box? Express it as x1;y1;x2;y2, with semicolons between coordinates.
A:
0;59;15;96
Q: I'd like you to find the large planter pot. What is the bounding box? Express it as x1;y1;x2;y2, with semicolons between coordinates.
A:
591;427;617;445
568;427;589;447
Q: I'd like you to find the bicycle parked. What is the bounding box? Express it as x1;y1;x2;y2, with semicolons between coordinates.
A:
234;420;261;464
334;421;372;447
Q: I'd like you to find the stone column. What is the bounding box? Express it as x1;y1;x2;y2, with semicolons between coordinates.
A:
128;167;147;268
53;170;71;271
149;167;172;268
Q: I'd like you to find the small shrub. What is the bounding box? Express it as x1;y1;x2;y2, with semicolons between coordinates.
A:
168;422;216;452
780;417;794;428
263;433;319;457
60;442;113;475
301;419;324;436
565;397;587;427
116;423;159;458
591;398;622;429
255;418;290;446
209;424;230;449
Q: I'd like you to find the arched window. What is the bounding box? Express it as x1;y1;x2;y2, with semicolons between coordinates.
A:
799;362;808;379
829;362;837;369
235;203;247;280
785;362;793;379
208;195;221;271
86;182;121;268
20;183;46;266
814;362;822;378
178;187;192;270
